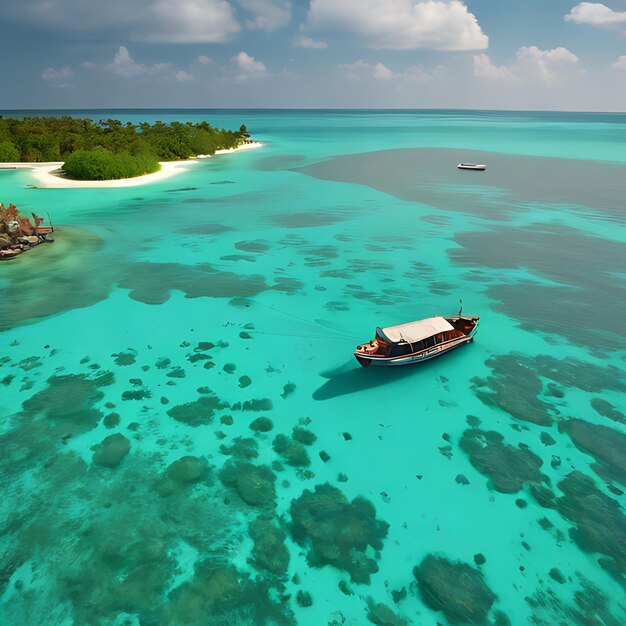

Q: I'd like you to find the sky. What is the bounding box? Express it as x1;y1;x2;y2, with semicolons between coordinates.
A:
1;0;625;110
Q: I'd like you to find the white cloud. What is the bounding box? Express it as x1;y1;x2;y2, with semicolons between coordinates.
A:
80;61;97;69
516;46;582;84
473;54;518;83
198;55;214;65
106;46;153;78
373;63;393;80
613;55;626;70
41;66;75;83
232;51;268;79
306;0;488;51
293;34;328;49
175;70;196;82
7;1;241;44
239;0;291;31
144;0;241;43
474;46;581;86
565;2;626;27
340;60;444;82
104;46;196;82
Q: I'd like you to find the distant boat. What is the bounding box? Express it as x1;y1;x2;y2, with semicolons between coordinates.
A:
354;314;479;367
458;163;486;171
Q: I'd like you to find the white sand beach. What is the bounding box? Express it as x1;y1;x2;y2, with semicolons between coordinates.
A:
0;142;264;189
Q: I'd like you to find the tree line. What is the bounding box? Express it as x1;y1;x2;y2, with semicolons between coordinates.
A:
0;116;251;180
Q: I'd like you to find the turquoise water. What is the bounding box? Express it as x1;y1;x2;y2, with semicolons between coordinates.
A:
1;110;625;625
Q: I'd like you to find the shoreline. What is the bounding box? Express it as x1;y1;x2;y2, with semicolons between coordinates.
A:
0;142;264;189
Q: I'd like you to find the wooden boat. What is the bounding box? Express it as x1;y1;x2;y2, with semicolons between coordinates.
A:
458;163;486;171
355;314;479;367
0;249;21;261
31;213;54;236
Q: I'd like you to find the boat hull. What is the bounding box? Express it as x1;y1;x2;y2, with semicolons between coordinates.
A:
354;335;472;367
458;164;486;171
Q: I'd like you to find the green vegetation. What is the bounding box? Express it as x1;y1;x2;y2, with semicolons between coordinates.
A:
63;149;160;181
0;116;250;180
0;141;20;161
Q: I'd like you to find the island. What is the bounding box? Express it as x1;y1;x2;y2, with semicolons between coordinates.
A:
0;117;262;187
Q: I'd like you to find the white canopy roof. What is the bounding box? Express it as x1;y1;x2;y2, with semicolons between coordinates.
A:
377;316;453;344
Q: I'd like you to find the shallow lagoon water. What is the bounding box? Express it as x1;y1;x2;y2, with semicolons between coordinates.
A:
1;110;625;625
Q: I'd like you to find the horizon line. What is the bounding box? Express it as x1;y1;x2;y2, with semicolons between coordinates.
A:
0;107;625;115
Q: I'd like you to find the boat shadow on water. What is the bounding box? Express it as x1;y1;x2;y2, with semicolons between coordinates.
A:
312;344;474;401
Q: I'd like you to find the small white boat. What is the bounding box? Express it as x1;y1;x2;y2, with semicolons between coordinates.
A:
458;163;486;171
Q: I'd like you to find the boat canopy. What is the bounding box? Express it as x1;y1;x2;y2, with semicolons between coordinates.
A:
377;316;454;344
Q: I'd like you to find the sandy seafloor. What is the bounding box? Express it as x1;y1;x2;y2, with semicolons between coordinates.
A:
0;109;625;625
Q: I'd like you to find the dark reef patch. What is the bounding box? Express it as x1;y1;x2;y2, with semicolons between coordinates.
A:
165;455;209;484
166;394;228;426
156;357;171;369
21;373;109;433
559;419;626;486
155;455;210;496
451;224;626;351
118;262;269;304
176;222;233;235
526;575;623;626
296;590;313;608
555;471;626;578
0;227;111;332
548;568;565;584
0;445;253;626
167;366;186;378
471;360;555;426
472;353;625;424
238;375;252;388
122;387;152;401
103;412;121;428
249;517;290;576
273;434;310;467
272;275;304;294
366;600;409;626
271;211;347;229
92;433;131;468
166;560;293;625
220;254;256;262
220;436;259;460
413;554;497;624
250;416;273;433
233;398;273;412
527;355;625;392
290;483;388;583
591;398;626;425
460;428;544;493
112;351;136;366
219;461;277;507
281;382;296;398
235;239;270;253
292;426;317;445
